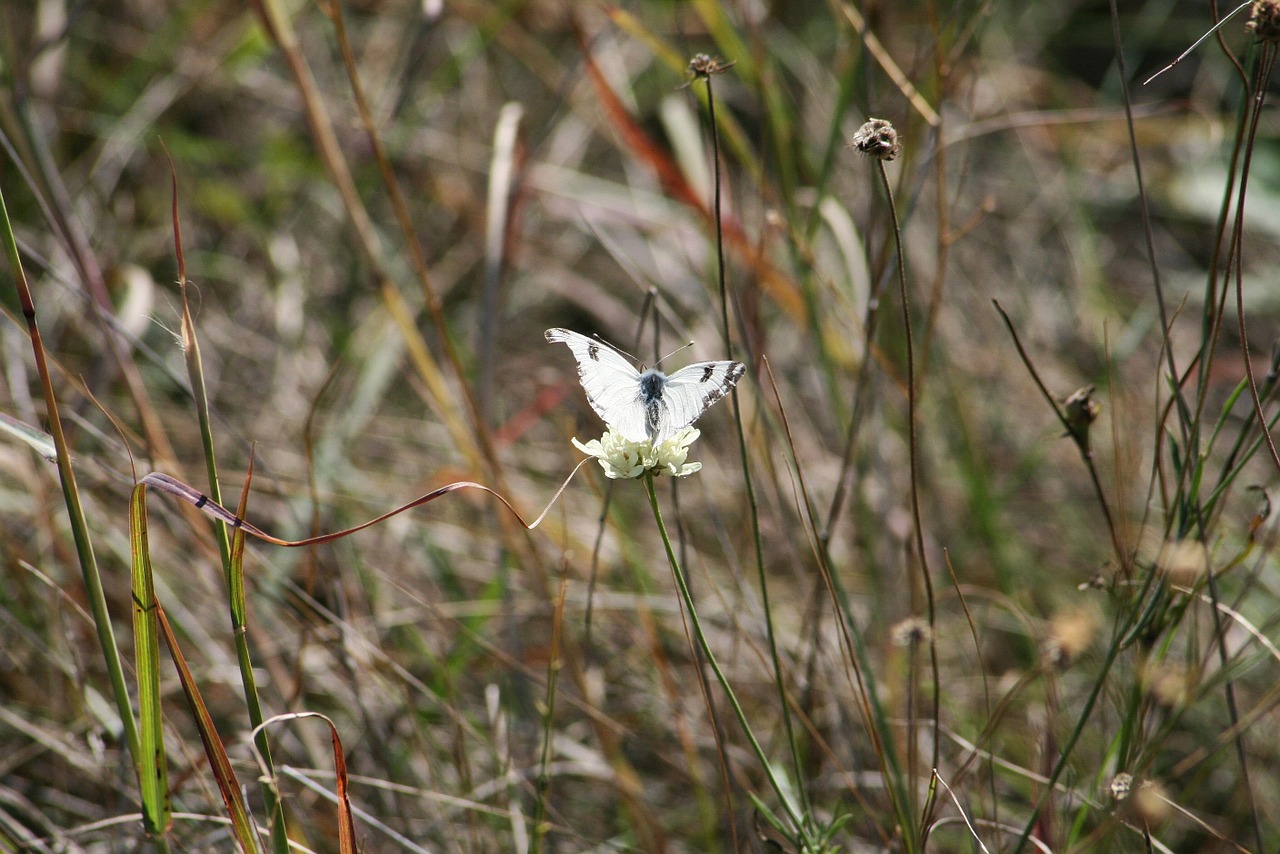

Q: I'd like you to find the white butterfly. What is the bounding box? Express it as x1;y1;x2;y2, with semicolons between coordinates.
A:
546;327;745;445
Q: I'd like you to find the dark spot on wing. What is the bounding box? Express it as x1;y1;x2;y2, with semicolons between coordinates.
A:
587;342;600;361
701;363;745;406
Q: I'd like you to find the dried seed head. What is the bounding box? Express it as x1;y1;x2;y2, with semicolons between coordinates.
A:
1043;608;1098;668
1076;573;1107;591
1143;662;1194;709
1248;0;1280;42
850;118;901;161
1156;538;1209;586
1131;780;1172;825
1062;385;1101;448
1110;772;1133;801
688;53;734;78
1111;774;1171;825
890;616;933;647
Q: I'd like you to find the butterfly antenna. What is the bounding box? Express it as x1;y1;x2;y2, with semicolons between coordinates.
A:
653;341;695;369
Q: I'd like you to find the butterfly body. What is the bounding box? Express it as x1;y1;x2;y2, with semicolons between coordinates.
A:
546;328;745;444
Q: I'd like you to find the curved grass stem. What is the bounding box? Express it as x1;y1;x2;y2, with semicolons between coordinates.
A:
643;473;805;836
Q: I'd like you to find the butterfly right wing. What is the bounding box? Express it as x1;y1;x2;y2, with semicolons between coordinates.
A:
545;328;649;442
657;360;745;441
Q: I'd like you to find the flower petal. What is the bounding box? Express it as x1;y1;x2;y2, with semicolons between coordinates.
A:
571;426;704;479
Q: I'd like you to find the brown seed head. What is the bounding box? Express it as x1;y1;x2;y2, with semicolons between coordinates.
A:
1131;780;1172;825
1156;538;1209;587
1111;774;1171;825
1044;608;1098;669
1248;0;1280;42
1062;385;1101;447
1110;772;1133;801
851;118;901;161
688;53;734;78
1144;662;1194;709
891;616;933;647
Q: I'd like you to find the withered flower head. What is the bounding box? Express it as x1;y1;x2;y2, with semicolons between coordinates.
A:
850;118;901;161
1062;385;1101;450
1248;0;1280;43
890;616;933;647
688;53;735;78
1110;772;1133;801
1044;608;1098;669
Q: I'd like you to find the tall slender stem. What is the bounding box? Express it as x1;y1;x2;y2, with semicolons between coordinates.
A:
643;473;805;835
697;57;811;823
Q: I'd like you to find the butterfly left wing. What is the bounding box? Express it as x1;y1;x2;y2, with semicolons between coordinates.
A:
545;328;650;442
654;360;745;442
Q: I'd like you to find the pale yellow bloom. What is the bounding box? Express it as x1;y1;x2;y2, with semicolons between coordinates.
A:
572;427;703;479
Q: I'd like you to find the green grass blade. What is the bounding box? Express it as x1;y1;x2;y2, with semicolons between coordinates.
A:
169;168;289;851
0;178;141;781
129;484;172;842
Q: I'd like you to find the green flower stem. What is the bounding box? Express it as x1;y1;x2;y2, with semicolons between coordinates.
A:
643;473;803;834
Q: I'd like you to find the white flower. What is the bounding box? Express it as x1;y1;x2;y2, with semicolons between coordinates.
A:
571;427;703;479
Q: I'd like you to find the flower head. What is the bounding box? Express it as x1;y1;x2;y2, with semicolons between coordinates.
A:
890;617;933;647
572;427;703;479
850;118;901;161
1062;384;1101;451
688;53;734;78
1249;0;1280;42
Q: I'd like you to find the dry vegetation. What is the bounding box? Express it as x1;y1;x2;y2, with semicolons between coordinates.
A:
2;1;1280;851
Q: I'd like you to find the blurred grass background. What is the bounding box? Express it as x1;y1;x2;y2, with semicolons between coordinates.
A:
3;0;1280;851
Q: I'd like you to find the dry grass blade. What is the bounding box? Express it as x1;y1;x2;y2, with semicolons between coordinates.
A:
251;713;361;854
136;457;592;548
478;101;527;422
154;600;263;854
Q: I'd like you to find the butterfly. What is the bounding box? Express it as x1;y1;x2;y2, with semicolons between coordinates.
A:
546;328;745;445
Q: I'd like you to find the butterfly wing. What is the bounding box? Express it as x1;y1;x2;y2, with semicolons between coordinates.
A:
545;328;650;442
654;360;746;442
